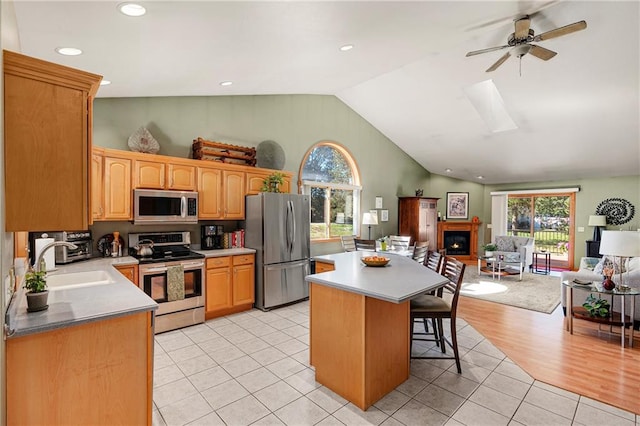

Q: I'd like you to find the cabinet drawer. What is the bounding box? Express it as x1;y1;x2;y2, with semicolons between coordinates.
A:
315;261;335;273
233;254;254;266
206;256;230;269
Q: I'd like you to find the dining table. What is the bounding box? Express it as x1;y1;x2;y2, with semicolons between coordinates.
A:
306;251;449;410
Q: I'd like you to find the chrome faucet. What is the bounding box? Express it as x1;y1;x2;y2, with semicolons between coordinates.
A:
35;242;78;272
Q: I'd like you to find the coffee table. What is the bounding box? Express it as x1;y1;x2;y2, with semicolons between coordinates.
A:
562;280;639;348
477;256;523;281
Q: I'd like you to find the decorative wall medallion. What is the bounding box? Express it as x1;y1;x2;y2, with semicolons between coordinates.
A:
128;127;160;154
595;198;635;225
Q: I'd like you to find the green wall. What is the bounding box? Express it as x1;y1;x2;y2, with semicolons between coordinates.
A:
93;95;431;255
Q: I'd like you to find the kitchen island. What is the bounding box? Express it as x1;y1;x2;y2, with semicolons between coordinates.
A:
5;257;157;426
306;251;449;410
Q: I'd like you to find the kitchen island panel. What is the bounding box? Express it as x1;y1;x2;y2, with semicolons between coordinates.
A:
310;282;409;410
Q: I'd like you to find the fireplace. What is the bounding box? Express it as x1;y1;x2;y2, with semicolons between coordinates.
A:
437;221;481;260
443;231;470;255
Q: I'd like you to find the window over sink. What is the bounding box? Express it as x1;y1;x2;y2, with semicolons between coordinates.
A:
299;142;361;241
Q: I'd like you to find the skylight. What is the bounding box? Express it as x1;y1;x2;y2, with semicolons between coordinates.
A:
463;79;518;133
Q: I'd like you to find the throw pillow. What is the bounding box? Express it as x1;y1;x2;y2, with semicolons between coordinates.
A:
626;257;640;272
593;255;626;275
495;236;514;252
503;252;520;262
581;257;600;271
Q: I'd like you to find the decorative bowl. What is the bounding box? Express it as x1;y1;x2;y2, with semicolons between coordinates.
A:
361;256;390;267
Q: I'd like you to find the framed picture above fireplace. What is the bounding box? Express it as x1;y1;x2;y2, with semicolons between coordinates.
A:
446;192;469;219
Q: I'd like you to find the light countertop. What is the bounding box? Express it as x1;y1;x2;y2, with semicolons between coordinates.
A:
307;251;448;303
194;248;256;257
6;257;157;339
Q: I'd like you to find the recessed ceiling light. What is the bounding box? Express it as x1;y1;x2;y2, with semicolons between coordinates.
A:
118;2;146;17
220;81;233;86
477;175;484;179
445;168;452;173
340;44;354;52
100;80;111;86
55;47;82;56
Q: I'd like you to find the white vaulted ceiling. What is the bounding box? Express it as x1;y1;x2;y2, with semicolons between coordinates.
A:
10;1;639;184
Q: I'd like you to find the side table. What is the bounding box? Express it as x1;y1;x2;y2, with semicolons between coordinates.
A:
562;280;639;348
532;251;551;275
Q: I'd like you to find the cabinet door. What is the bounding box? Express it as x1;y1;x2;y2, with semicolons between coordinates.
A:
167;164;196;191
115;265;138;285
91;151;104;220
233;263;255;306
223;170;245;219
246;171;269;195
197;167;223;219
104;157;132;220
134;160;165;189
206;267;232;313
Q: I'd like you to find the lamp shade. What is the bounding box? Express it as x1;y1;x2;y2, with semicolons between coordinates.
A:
588;215;607;227
362;212;378;226
599;231;640;257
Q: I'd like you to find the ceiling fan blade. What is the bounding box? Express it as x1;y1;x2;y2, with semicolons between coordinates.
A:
534;20;587;42
486;52;511;72
466;45;510;57
529;45;557;61
514;16;531;40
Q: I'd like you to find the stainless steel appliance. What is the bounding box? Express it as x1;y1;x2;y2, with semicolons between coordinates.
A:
28;230;93;265
128;231;205;333
133;189;198;225
201;225;224;250
245;193;311;311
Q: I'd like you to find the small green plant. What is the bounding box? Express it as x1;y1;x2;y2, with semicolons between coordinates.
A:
24;269;47;293
260;172;285;193
482;243;498;252
582;294;610;318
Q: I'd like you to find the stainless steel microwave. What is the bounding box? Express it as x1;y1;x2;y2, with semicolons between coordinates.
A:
133;189;198;225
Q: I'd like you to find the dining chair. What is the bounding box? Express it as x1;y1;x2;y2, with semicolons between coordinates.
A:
410;256;466;373
354;239;376;251
340;235;357;252
389;235;412;251
412;244;429;264
425;250;444;274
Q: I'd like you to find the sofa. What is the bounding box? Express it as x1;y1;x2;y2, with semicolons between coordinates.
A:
560;256;640;325
491;235;535;271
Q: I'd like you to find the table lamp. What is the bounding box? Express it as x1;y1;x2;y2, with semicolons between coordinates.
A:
588;215;607;241
362;212;378;240
599;230;640;289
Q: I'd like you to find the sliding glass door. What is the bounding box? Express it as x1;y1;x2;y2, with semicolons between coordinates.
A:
507;193;575;270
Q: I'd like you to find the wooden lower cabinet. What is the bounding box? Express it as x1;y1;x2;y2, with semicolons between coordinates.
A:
205;254;255;319
315;261;335;273
6;311;154;425
114;264;139;285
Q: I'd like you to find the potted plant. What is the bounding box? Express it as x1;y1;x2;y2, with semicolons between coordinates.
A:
582;294;610;318
260;172;285;193
24;268;49;312
482;243;498;257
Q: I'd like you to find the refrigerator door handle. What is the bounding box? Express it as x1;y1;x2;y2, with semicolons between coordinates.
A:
285;200;291;253
289;200;296;251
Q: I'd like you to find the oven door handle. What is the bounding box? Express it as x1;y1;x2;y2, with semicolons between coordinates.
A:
143;267;168;273
182;262;205;270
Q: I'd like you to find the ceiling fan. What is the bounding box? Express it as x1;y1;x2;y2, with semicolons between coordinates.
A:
466;15;587;73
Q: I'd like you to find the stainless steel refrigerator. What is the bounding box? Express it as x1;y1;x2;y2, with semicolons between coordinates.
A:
245;193;311;311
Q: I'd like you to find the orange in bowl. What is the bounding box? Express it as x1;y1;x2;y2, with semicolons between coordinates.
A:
361;255;390;267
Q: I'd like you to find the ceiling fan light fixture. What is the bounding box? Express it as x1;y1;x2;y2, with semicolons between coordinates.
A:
512;44;532;58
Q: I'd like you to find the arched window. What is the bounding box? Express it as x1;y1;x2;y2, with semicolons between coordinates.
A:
299;142;361;240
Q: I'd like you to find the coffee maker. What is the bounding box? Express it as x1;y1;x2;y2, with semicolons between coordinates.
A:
201;225;224;250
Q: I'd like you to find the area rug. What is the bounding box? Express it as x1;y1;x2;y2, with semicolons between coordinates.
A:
460;267;561;314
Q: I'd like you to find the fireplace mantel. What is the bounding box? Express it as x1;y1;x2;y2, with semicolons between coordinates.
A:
437;221;481;260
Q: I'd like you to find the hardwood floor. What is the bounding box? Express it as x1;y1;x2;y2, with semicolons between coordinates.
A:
458;295;640;415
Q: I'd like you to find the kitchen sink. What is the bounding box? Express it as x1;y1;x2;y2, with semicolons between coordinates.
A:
47;270;113;291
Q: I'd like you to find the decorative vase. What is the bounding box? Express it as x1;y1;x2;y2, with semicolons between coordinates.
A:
602;277;616;291
485;251;494;258
26;290;49;312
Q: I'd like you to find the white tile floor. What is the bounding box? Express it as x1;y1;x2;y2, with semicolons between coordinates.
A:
153;301;639;426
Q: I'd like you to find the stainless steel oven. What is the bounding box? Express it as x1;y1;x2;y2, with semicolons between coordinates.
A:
129;231;206;334
139;259;205;334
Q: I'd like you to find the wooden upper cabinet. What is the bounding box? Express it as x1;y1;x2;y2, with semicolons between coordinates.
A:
197;167;223;219
134;160;165;189
223;170;245;219
246;171;292;195
103;156;132;220
91;149;104;221
167;164;196;191
3;50;101;231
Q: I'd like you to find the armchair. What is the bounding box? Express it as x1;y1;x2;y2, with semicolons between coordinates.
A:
492;235;535;271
